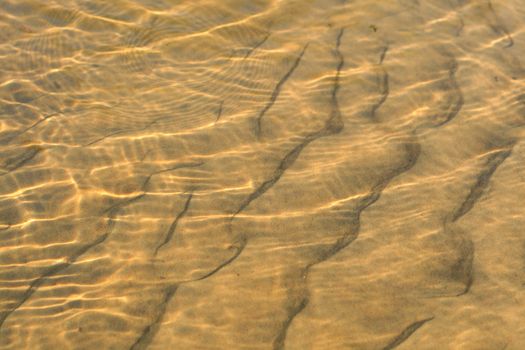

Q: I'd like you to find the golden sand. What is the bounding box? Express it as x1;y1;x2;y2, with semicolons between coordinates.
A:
1;0;525;349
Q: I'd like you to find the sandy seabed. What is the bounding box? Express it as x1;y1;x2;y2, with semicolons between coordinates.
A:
1;0;525;349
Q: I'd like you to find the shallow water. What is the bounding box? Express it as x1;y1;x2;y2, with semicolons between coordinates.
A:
1;0;525;349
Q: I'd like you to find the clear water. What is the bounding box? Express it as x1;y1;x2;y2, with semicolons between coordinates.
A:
1;0;525;349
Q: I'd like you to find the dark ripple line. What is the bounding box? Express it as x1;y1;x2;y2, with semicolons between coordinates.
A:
276;140;422;348
215;100;224;122
382;317;434;350
269;31;421;349
129;286;178;350
449;236;474;297
0;261;70;332
273;296;309;350
2;112;60;144
254;43;309;139
371;68;389;121
153;193;193;256
436;144;514;298
3;147;41;170
0;193;145;331
130;237;247;350
0;146;43;178
237;29;345;216
444;144;514;297
230;29;347;348
433;58;464;128
244;32;271;59
451;144;514;222
0;161;202;331
379;45;388;64
83;117;162;147
188;236;247;283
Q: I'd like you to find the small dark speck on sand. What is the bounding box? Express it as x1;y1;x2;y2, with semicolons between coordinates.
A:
369;24;378;32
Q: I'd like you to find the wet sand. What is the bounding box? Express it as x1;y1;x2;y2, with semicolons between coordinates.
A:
1;0;525;349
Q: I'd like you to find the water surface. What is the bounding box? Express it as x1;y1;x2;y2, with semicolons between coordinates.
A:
1;0;525;349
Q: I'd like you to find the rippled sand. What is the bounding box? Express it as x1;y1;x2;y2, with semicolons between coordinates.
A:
1;0;525;349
